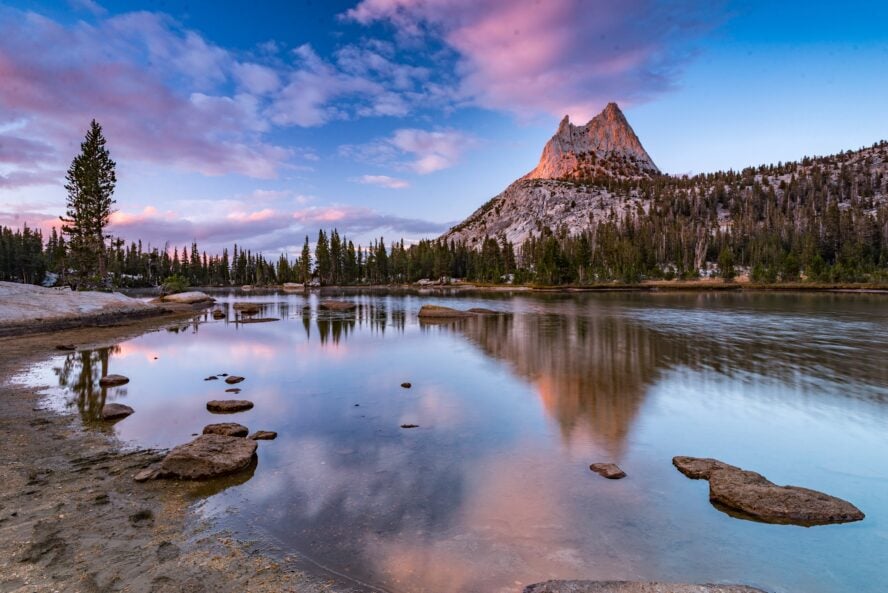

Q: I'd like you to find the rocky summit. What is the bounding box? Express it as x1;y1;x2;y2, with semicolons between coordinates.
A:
523;103;660;181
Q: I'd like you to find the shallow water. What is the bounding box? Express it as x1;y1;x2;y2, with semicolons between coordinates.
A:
21;291;888;593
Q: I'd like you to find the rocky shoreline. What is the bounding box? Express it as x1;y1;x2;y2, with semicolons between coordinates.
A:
0;319;365;593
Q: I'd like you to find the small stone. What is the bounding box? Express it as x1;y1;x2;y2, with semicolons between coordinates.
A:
590;463;626;479
206;399;253;413
202;423;249;437
99;374;129;387
249;431;277;440
400;423;419;429
225;388;242;394
101;403;134;421
400;382;412;389
224;376;245;385
204;376;218;381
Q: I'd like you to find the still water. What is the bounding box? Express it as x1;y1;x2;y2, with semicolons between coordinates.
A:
22;291;888;593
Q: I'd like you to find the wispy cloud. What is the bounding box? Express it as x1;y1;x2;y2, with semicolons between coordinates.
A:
345;0;720;121
340;128;475;174
354;174;410;189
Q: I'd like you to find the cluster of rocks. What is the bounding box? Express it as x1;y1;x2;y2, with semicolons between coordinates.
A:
585;456;864;527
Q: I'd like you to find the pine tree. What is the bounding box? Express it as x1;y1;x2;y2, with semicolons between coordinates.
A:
60;120;117;288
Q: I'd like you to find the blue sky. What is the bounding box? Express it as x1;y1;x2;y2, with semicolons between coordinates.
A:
0;0;886;254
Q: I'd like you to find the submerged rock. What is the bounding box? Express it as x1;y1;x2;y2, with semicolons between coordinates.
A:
101;403;134;421
673;456;864;526
249;430;277;440
232;303;261;315
204;376;218;381
202;423;249;437
206;399;253;413
523;581;766;593
417;305;473;319
224;376;245;385
319;300;357;312
99;374;129;387
589;463;626;479
135;434;257;481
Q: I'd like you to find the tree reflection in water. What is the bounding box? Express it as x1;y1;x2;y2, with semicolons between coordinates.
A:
53;345;124;422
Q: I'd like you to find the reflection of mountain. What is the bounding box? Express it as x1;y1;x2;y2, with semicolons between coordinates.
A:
53;346;124;422
454;313;658;453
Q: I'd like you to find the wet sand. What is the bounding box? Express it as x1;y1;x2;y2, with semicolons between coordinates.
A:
0;316;362;593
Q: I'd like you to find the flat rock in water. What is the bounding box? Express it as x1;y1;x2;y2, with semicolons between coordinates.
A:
232;303;261;315
202;422;249;437
417;305;473;319
590;463;626;479
249;430;277;440
224;376;245;385
319;300;357;312
673;456;864;526
206;399;253;413
136;434;257;481
162;291;213;304
99;374;129;387
101;403;134;421
467;307;499;314
236;317;279;324
225;388;242;394
523;581;767;593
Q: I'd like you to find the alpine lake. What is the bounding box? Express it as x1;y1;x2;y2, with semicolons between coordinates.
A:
18;290;888;593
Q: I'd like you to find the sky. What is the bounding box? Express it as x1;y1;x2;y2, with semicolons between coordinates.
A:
1;0;887;254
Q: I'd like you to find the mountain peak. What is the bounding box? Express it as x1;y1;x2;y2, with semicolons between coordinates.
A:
523;102;659;180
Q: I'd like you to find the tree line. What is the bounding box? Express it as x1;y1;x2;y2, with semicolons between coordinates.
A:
2;120;886;288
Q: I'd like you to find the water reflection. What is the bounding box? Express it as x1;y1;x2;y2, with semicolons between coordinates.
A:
26;291;888;593
52;346;125;422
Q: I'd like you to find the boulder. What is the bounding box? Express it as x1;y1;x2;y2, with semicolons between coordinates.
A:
232;303;261;316
202;422;249;437
212;310;226;319
319;300;357;312
224;376;245;385
523;582;767;593
206;399;253;413
101;403;134;421
673;456;864;526
589;463;626;479
417;305;473;319
135;434;257;481
249;430;277;440
99;374;129;387
162;291;213;304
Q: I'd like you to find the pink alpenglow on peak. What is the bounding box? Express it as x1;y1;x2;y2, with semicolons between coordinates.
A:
523;102;660;181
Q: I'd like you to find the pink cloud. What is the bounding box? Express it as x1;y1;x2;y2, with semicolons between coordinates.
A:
340;128;475;174
345;0;720;121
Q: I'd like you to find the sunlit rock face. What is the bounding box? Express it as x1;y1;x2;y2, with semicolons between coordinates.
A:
523;102;660;181
442;102;658;248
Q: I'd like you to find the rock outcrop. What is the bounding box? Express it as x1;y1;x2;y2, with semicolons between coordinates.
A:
99;374;129;387
134;435;257;481
673;456;864;526
523;103;659;181
101;403;134;421
161;292;213;304
202;423;249;437
206;400;253;413
589;463;626;479
523;581;766;593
